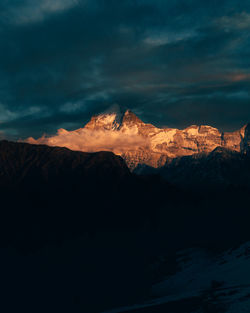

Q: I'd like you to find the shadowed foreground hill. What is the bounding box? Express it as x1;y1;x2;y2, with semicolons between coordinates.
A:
1;141;250;313
0;140;169;249
0;140;130;186
135;146;250;190
0;140;176;313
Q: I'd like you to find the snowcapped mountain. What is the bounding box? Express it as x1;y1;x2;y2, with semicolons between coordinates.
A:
83;109;249;169
85;113;121;131
26;109;250;170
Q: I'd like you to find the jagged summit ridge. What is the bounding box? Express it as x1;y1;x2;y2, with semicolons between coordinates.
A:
121;110;144;125
85;109;144;131
85;112;121;130
26;109;250;170
84;110;250;169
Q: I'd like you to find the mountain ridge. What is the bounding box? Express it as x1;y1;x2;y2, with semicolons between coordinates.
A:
25;109;250;170
77;110;250;169
135;145;250;191
0;139;130;186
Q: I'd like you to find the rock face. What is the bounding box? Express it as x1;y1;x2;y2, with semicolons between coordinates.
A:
146;147;250;190
26;109;250;170
84;110;249;169
85;112;121;131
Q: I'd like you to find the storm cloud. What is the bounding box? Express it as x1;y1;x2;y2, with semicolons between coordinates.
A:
0;0;250;139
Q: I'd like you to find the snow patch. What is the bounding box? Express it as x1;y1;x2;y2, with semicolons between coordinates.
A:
151;129;177;149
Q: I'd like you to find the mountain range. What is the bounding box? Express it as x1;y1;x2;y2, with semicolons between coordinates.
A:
26;109;250;170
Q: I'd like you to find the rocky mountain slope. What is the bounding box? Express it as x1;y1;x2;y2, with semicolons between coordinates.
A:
135;146;250;190
0;140;130;186
26;109;250;170
86;110;250;169
0;140;173;250
93;111;250;167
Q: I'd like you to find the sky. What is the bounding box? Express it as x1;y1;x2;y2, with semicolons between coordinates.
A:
0;0;250;139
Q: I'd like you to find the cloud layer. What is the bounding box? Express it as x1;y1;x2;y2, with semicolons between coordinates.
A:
0;0;250;139
26;127;149;155
0;0;80;24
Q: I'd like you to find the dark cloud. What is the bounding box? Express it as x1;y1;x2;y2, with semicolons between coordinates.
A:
0;0;250;139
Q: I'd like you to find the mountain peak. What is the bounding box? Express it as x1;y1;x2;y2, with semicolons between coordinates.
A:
84;107;145;131
243;122;250;133
121;110;143;125
85;108;143;130
85;112;121;130
26;109;250;170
